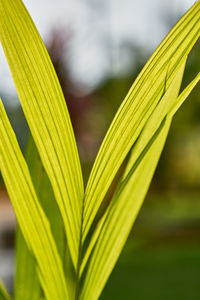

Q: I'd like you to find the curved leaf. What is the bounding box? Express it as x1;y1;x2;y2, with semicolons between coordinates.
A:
0;0;84;268
0;281;11;300
83;1;200;241
14;229;40;300
80;68;200;300
0;100;68;300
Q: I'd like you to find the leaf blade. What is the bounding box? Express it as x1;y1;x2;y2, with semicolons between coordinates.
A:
0;100;68;300
169;71;200;117
0;0;84;267
14;229;40;300
81;62;200;300
0;281;11;300
81;117;172;300
14;136;67;300
83;1;200;240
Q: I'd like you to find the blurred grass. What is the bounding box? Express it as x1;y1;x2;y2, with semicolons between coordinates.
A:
101;240;200;300
100;192;200;300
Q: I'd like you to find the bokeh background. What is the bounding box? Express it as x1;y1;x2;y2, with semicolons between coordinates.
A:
0;0;200;299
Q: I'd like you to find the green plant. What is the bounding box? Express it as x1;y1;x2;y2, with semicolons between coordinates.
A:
0;1;199;299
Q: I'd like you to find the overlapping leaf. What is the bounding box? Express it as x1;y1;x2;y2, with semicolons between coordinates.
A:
0;100;68;300
14;136;67;300
82;0;200;241
0;1;199;300
79;58;185;276
81;118;172;300
0;0;84;268
81;66;200;300
0;281;11;300
15;229;40;300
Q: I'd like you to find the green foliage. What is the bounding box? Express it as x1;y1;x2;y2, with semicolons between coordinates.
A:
0;281;11;300
0;0;199;299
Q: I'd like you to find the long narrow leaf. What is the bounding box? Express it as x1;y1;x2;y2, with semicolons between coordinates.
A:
0;100;68;300
15;137;43;300
81;117;172;300
15;136;66;300
169;72;200;116
83;1;200;240
0;281;11;300
122;59;186;178
80;59;185;276
25;137;76;298
81;69;200;300
0;0;84;267
14;229;40;300
80;60;184;297
25;136;66;259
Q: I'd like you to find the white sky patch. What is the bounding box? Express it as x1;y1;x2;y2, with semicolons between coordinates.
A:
0;0;196;100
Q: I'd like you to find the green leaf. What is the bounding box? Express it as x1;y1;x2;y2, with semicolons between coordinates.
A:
0;0;84;268
168;71;200;117
0;100;68;300
80;65;200;300
82;0;200;241
14;229;40;300
81;117;172;300
0;281;11;300
14;137;42;300
121;59;186;179
80;210;108;277
79;58;185;275
80;60;184;299
25;135;66;260
15;136;77;298
15;136;66;300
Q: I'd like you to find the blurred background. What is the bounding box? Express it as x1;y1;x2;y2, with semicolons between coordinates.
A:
0;0;200;299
